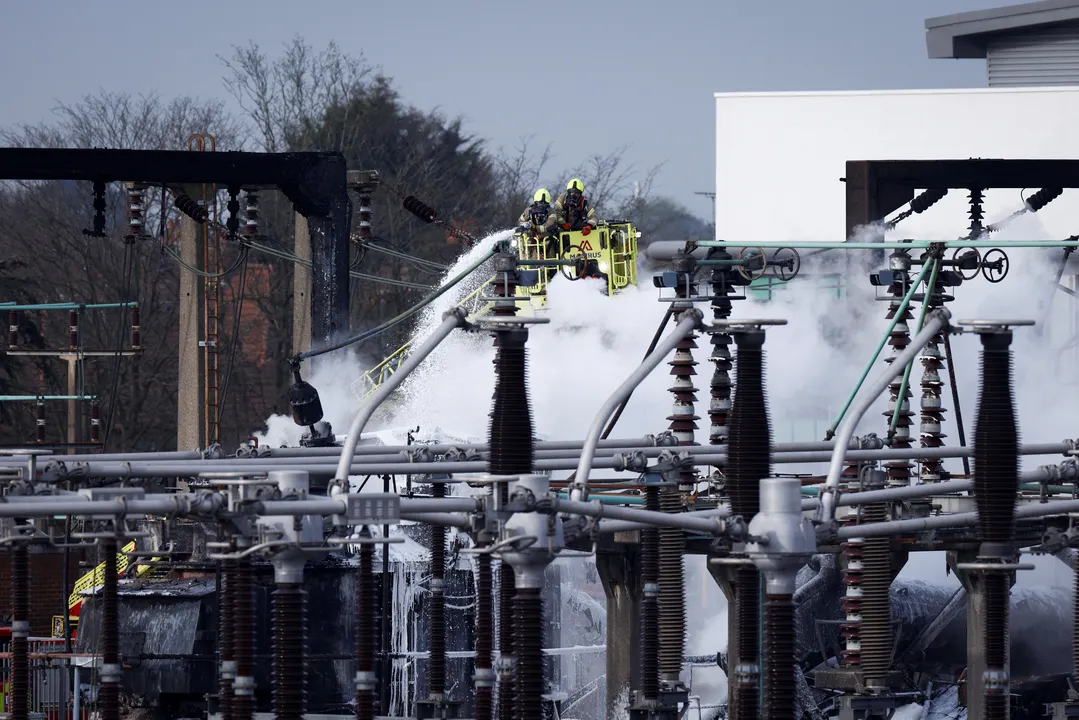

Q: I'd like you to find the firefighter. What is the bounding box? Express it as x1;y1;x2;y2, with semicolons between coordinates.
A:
553;178;599;234
517;188;557;237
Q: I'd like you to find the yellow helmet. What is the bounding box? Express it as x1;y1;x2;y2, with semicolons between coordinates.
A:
533;188;551;204
567;178;585;193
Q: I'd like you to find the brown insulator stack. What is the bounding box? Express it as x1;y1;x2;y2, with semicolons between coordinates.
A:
219;560;235;720
174;193;208;223
640;485;661;702
243;191;260;237
514;587;544;720
857;472;893;687
972;328;1019;720
838;461;864;668
497;558;516;720
356;540;376;720
968;189;985;238
726;329;772;720
882;250;914;487
273;584;306;717
475;550;494;720
357;192;373;242
232;558;256;720
918;271;948;483
403;196;438;224
762;594;795;720
666;265;700;493
127;185;144;240
706;246;738;450
1074;554;1079;703
68;310;79;349
658;486;686;685
428;483;448;700
486;256;534;720
11;543;29;720
100;538;121;720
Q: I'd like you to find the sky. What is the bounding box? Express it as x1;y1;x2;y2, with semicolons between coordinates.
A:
0;0;1006;221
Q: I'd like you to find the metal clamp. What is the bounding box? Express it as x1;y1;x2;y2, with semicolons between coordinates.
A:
459;535;538;556
955;318;1035;333
327;534;405;547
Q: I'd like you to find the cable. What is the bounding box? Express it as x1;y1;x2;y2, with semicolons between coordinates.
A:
245;240;433;291
160;243;249;280
216;251;249;444
362;241;448;272
294;246;498;362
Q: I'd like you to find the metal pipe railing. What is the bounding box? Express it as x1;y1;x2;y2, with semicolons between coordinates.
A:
553;497;723;534
11;446;1075;479
17;437;1074;466
696;240;1079;250
837;497;1079;539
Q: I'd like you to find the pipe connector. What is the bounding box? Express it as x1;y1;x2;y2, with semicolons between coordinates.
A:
258;471;322;583
745;477;816;595
233;674;255;696
501;474;563;589
101;663;123;684
355;670;376;692
472;669;496;690
442;305;468;324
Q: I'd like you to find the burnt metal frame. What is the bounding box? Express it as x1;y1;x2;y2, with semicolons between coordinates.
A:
0;147;353;348
844;159;1079;240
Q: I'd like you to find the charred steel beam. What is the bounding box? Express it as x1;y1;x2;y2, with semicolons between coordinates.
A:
844;159;1079;239
0;147;352;347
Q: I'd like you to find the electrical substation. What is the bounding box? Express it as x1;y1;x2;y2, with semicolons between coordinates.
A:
9;3;1079;720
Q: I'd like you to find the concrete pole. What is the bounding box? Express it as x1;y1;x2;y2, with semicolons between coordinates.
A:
948;550;1015;720
65;357;79;448
293;212;313;356
597;541;642;717
177;215;205;451
706;562;744;718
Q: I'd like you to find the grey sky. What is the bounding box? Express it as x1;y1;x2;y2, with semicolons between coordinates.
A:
1;0;1002;220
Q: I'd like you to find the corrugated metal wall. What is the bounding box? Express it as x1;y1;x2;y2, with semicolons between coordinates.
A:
987;23;1079;86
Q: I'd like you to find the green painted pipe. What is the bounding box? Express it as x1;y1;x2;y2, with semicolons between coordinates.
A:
555;491;645;506
696;240;1079;250
0;302;138;311
825;257;936;438
890;257;942;434
801;484;1076;496
0;395;97;402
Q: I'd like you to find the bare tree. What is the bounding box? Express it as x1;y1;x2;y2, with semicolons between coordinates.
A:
550;143;665;219
492;136;554;218
220;36;374;153
0;92;250;449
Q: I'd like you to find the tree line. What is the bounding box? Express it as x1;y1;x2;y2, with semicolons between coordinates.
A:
0;37;712;451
